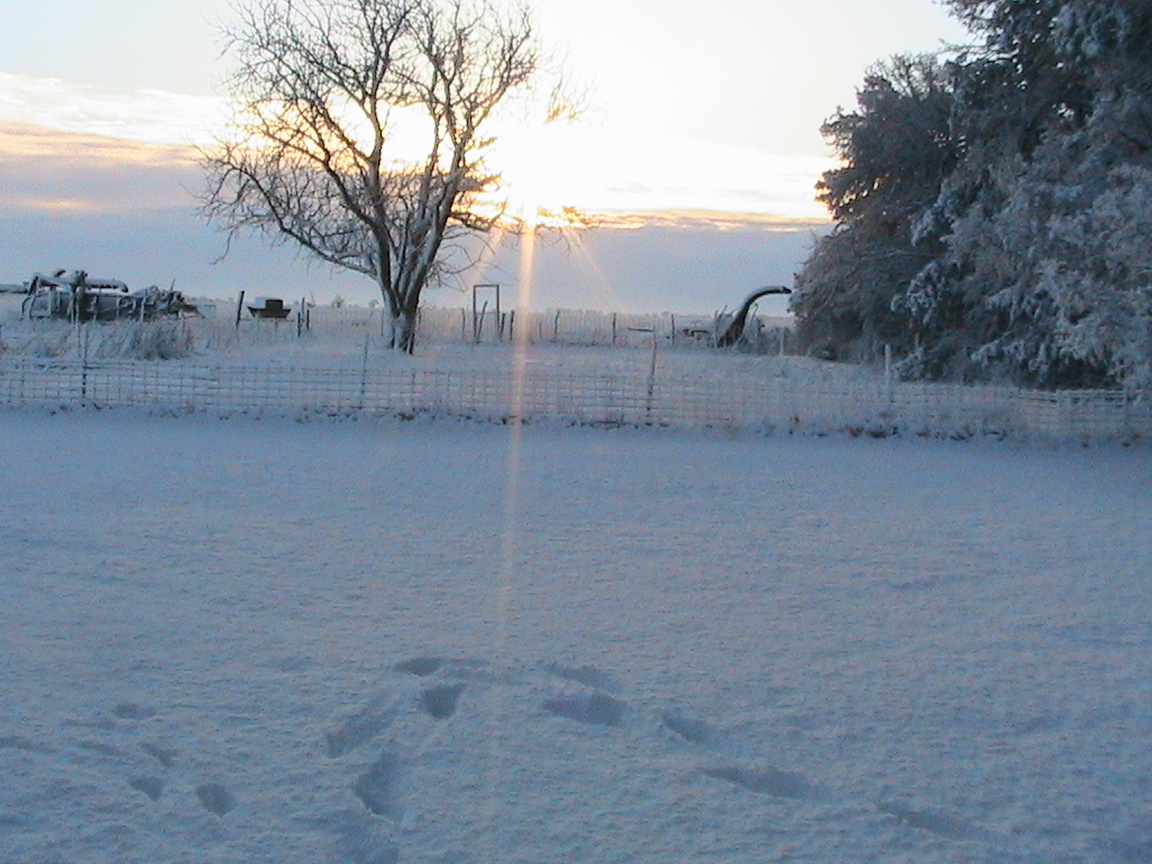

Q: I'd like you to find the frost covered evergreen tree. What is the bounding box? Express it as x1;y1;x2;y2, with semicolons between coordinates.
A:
792;56;957;361
899;0;1152;387
798;0;1152;388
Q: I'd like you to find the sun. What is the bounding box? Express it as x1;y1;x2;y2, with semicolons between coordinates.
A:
486;121;601;230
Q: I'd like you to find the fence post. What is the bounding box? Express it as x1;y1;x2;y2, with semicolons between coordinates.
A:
884;344;894;407
626;327;658;423
647;333;658;422
80;324;90;401
235;290;245;330
358;332;370;411
474;300;488;343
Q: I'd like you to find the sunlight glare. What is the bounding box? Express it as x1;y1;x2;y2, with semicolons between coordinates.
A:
562;227;625;311
479;189;538;853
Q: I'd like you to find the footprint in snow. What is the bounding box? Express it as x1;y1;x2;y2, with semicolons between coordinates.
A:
702;764;816;800
395;656;448;677
542;663;620;693
196;782;237;816
141;741;178;768
877;801;989;842
542;691;628;727
129;776;165;802
325;695;397;758
660;710;722;748
112;703;158;721
353;753;407;823
420;683;466;720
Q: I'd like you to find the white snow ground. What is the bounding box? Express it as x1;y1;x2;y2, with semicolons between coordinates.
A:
2;407;1151;864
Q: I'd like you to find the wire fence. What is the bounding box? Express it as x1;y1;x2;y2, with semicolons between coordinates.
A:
188;302;798;352
1;355;1148;442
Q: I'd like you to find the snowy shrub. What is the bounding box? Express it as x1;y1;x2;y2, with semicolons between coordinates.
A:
93;320;195;360
20;328;77;359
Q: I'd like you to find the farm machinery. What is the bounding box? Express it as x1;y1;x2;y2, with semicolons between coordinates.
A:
679;285;793;348
16;270;196;321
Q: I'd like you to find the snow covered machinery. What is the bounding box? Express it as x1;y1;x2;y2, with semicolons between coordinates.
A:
714;285;792;348
21;270;196;322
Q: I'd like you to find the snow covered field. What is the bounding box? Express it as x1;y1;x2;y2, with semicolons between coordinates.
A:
2;407;1151;864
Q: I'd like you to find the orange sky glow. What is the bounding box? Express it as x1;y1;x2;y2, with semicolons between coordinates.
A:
0;1;970;310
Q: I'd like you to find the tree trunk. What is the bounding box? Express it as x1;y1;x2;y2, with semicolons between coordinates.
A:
379;281;416;353
390;308;417;353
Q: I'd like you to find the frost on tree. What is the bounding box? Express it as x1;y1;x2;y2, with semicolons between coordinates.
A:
201;0;547;352
797;0;1152;389
790;55;957;363
896;0;1152;387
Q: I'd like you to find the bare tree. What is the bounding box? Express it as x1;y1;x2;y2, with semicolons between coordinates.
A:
202;0;543;351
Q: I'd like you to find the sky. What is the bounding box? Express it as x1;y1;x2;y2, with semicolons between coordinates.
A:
0;0;970;315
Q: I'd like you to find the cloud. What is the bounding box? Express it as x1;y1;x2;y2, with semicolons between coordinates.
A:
0;118;826;312
0;69;832;221
491;120;831;219
0;122;201;214
593;209;827;233
0;71;228;146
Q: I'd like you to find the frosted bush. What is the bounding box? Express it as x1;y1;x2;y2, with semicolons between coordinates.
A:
92;320;195;360
126;320;192;359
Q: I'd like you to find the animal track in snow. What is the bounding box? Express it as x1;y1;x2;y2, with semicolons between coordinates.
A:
325;696;396;758
196;782;237;816
62;704;247;818
353;753;407;822
542;691;628;727
877;802;988;841
328;811;401;864
112;703;158;721
339;658;484;826
140;742;177;768
343;654;1005;855
129;776;165;802
420;683;465;720
701;764;815;800
543;663;620;693
395;656;447;677
659;710;720;748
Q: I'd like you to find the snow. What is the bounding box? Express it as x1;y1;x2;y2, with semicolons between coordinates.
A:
3;405;1152;864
